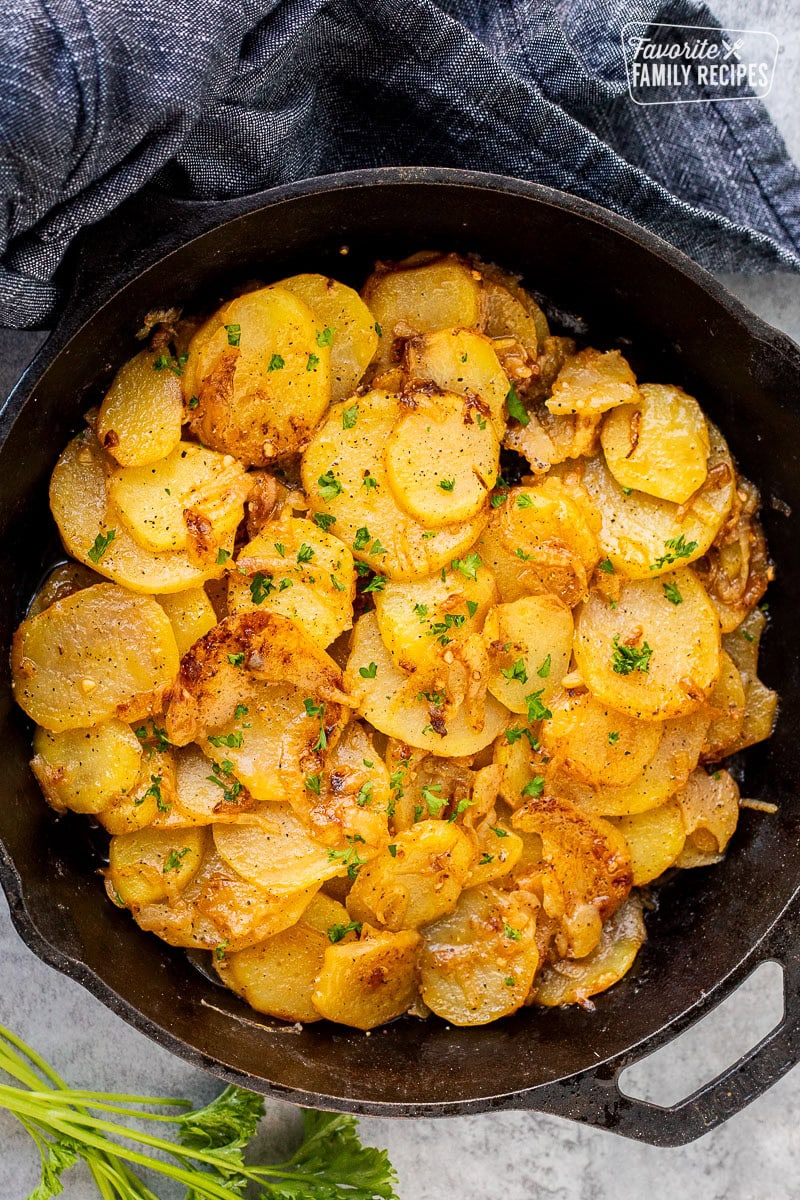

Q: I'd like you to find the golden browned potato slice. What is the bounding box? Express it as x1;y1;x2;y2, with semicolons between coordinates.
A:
513;794;632;958
363;254;481;367
156;588;217;657
344;612;509;755
97;348;183;467
494;726;544;810
404;328;510;437
552;710;709;817
722;608;778;753
531;895;645;1007
465;816;524;888
601;384;710;505
483;595;573;715
213;806;348;894
106;443;251;558
474;259;550;350
504;405;600;475
573;570;720;721
12;583;179;732
473;479;599;607
540;692;662;789
107;825;208;909
277;272;379;403
702;649;746;761
97;725;177;834
385;391;499;527
216;920;331;1022
346;820;475;930
31;720;142;815
546;348;639;416
559;421;735;579
419;886;540;1025
227;512;355;649
301;390;490;580
299;721;391;853
311;927;421;1029
184;285;331;466
50;430;236;593
675;767;739;868
611;801;686;885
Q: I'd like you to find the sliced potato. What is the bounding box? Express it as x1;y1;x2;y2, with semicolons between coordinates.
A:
302;390;489;580
419;886;540;1024
311;927;421;1029
157;588;217;657
531;895;645;1007
702;649;746;761
722;609;778;753
675;767;739;865
28;562;102;618
169;744;259;824
601;384;710;505
227;512;355;649
540;693;662;789
363;254;481;367
385;390;499;526
107;442;251;558
546;348;638;416
97;348;183;467
574;570;720;721
344;612;509;756
404;328;510;436
301;721;391;852
505;405;600;475
12;583;179;732
561;422;735;579
185;285;331;465
216;920;331;1022
494;727;543;810
484;594;573;714
107;825;208;909
213;807;346;894
465;817;524;887
31;720;142;815
346;820;475;930
278;272;378;402
50;430;235;593
611;801;686;885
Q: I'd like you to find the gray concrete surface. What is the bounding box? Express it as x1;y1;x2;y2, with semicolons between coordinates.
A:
2;2;800;1196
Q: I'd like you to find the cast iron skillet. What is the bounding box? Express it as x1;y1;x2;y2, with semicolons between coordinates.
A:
0;168;798;1148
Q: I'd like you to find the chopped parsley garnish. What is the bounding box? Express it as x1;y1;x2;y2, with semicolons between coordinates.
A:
362;575;386;593
268;353;284;371
361;474;379;491
327;838;367;879
227;652;245;667
521;776;545;798
163;847;191;874
374;321;383;337
503;922;522;941
506;383;529;426
316;326;335;347
611;634;653;675
537;654;551;678
314;511;336;532
306;352;320;372
353;527;371;551
317;470;343;501
479;852;494;865
356;781;373;808
330;573;345;591
438;478;455;492
662;580;683;605
225;323;241;347
214;941;229;961
742;629;755;643
501;658;528;684
515;548;532;561
450;553;482;581
209;731;244;749
153;352;186;376
466;600;479;618
359;662;378;678
304;698;324;718
448;798;475;823
370;538;386;555
608;730;620;745
249;572;275;604
234;704;249;721
651;535;698;571
599;558;614;574
429;611;466;645
388;843;398;857
274;542;286;557
187;395;199;409
413;602;429;620
505;727;539;748
305;773;322;795
417;689;445;707
342;404;359;430
327;921;362;944
516;494;533;510
297;543;315;564
490;825;509;838
422;784;447;816
525;689;553;723
143;774;169;812
88;529;116;564
216;547;231;565
491;477;510;508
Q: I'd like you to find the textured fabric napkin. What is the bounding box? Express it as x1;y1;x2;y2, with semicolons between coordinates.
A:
1;0;799;327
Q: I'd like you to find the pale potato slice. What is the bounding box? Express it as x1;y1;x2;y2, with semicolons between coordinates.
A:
505;405;600;475
168;744;259;825
531;895;645;1007
553;710;709;817
560;422;735;579
97;348;183;468
227;512;355;649
722;609;778;753
213;807;346;894
277;272;379;402
107;442;251;558
404;328;510;437
385;390;499;527
573;570;720;721
474;260;550;350
512;794;632;958
702;649;746;761
216;920;330;1022
419;886;540;1025
12;583;179;732
107;825;208;909
302;390;489;580
601;384;710;505
156;588;217;657
675;767;739;865
49;430;235;593
346;820;475;930
363;254;481;367
311;927;421;1029
344;612;509;755
27;562;102;618
539;693;662;788
494;727;543;810
611;801;686;885
473;478;599;607
185;285;331;465
373;564;498;674
483;595;573;715
31;720;142;815
465;818;524;888
546;348;639;416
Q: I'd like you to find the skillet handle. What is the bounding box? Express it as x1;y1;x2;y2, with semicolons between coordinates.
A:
521;920;800;1146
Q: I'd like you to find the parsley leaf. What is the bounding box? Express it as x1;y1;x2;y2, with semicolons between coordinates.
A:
88;529;116;564
662;580;683;605
438;478;455;492
316;326;335;347
501;658;528;684
327;920;362;943
314;511;337;532
268;353;285;371
342;404;359;429
651;534;698;571
359;662;378;678
611;634;653;675
506;383;530;426
318;470;343;501
225;323;241;347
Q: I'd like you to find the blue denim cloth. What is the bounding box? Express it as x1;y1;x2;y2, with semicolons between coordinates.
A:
1;0;798;326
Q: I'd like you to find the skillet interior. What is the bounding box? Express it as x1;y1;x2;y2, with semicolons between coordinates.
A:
0;172;798;1117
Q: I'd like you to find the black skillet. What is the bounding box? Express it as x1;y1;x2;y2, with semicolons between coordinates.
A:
0;168;799;1147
